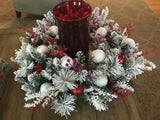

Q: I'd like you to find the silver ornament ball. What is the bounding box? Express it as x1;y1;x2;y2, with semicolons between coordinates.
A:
91;49;105;63
94;75;108;87
96;27;107;37
37;45;49;55
40;82;53;94
124;38;135;48
49;26;58;36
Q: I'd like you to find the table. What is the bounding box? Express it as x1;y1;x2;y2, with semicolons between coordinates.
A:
0;0;160;119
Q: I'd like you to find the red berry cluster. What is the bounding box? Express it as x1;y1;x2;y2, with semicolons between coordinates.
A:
72;59;84;72
49;47;67;58
45;38;56;45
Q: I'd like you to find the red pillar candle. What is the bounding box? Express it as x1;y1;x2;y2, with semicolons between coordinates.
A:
53;0;92;58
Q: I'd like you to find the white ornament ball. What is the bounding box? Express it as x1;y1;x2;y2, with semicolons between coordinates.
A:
91;49;105;63
37;45;49;55
40;82;53;94
95;75;108;87
61;56;73;68
49;26;58;36
96;27;107;37
124;38;135;48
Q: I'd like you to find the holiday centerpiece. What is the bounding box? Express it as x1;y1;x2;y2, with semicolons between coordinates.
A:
11;0;156;118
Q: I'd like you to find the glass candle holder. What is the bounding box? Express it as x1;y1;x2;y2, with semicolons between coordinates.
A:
53;0;92;58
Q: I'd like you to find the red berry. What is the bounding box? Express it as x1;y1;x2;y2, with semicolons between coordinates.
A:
67;59;70;63
102;36;105;39
74;59;77;63
80;65;83;69
73;67;77;71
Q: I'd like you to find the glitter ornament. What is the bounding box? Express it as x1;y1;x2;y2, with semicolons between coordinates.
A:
60;56;73;68
40;82;53;94
71;83;84;95
49;26;58;36
94;75;108;87
118;52;125;64
91;49;105;63
37;45;49;55
96;27;107;37
124;38;135;48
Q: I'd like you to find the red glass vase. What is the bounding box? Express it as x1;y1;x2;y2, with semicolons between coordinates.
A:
53;0;92;58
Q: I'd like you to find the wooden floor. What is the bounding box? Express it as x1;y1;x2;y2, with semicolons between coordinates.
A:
0;0;160;29
0;0;160;120
144;0;160;18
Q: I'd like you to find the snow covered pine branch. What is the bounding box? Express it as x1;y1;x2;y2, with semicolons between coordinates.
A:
11;6;155;118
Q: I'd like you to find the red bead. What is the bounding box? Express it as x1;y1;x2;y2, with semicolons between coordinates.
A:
102;36;105;39
73;59;77;66
80;65;83;69
118;52;125;64
74;59;77;63
67;59;70;63
71;83;84;95
97;33;100;36
73;67;77;71
65;63;69;66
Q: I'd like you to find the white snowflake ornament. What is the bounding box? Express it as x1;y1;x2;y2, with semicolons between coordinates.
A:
96;27;107;37
37;45;49;55
124;38;135;48
49;26;58;36
60;56;73;68
40;82;53;94
94;75;108;87
91;49;105;63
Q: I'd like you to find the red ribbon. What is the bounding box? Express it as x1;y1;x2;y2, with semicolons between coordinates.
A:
122;22;134;37
113;87;130;103
137;48;155;58
26;97;52;112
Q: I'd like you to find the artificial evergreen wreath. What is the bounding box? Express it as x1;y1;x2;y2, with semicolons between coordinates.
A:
12;6;156;118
